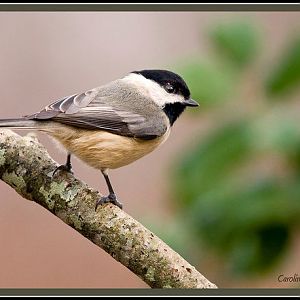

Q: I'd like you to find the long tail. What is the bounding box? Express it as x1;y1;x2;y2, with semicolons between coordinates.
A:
0;118;40;130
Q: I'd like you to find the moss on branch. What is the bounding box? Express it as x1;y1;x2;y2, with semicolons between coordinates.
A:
0;129;217;289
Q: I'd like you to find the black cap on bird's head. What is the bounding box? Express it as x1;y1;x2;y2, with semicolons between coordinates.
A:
132;69;198;106
132;69;199;125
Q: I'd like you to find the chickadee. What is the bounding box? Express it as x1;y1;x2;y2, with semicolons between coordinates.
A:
0;69;198;209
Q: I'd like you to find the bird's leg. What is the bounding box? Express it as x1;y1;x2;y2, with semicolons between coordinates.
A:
95;169;123;210
53;153;73;176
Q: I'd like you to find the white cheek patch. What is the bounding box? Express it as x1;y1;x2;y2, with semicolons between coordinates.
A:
122;73;185;107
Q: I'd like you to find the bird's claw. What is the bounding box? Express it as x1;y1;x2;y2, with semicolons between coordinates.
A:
52;164;73;177
95;194;123;211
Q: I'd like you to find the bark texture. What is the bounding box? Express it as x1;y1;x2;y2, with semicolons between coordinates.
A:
0;129;217;289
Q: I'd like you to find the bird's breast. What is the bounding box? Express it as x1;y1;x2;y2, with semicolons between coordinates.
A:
46;126;170;170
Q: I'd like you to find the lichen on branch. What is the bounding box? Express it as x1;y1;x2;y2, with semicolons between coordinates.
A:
0;129;217;289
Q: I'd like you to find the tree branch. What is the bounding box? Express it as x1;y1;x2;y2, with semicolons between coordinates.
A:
0;129;217;289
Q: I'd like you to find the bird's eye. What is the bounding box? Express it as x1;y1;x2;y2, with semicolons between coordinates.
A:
165;83;175;94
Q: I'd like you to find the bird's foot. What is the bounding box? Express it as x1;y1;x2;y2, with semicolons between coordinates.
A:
95;193;123;211
52;164;73;177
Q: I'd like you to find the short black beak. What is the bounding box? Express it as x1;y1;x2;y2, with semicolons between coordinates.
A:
184;98;199;107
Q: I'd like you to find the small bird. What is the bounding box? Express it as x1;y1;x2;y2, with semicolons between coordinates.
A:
0;69;198;210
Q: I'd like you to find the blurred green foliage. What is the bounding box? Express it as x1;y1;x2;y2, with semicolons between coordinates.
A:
209;21;259;68
176;60;236;106
151;19;300;279
187;177;300;275
175;121;252;206
266;37;300;97
176;21;260;109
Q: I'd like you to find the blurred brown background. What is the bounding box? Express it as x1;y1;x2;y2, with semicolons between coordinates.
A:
0;11;299;288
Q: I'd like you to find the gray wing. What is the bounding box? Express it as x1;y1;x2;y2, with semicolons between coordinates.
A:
26;82;168;140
